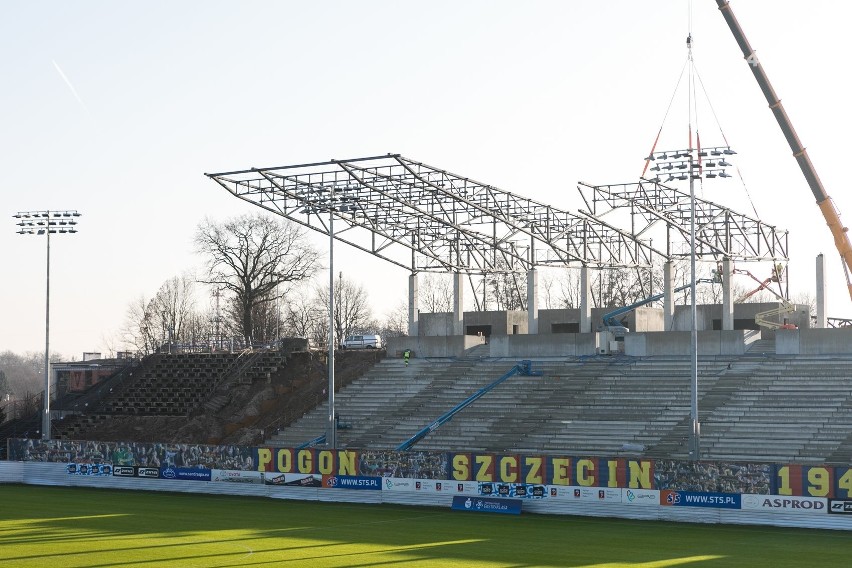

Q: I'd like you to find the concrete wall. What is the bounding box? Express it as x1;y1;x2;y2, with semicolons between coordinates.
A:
419;313;454;336
625;330;761;357
538;307;663;334
489;333;599;357
420;311;528;337
776;328;852;355
463;310;528;335
419;303;807;339
386;335;483;358
671;303;811;337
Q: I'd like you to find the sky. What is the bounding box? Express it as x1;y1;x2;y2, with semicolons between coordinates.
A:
2;0;851;360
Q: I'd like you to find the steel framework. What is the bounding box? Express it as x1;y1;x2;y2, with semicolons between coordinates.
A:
577;178;789;262
206;154;659;275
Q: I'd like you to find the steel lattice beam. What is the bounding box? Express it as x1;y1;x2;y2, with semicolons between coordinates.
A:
206;155;658;274
577;179;789;262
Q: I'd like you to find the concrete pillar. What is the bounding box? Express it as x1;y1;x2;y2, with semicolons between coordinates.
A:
663;261;675;331
580;266;592;333
527;269;538;334
408;273;419;336
816;253;827;328
453;272;464;336
722;258;734;330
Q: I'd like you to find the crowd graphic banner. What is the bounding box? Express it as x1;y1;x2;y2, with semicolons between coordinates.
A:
6;439;852;510
358;450;448;479
653;460;771;494
9;439;255;471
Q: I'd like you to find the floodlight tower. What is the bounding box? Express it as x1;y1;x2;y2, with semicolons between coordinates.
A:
645;145;735;461
13;210;81;440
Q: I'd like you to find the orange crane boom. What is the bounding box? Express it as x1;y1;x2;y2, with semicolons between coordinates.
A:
716;0;852;301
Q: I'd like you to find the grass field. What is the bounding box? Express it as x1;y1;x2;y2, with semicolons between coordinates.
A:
1;485;850;567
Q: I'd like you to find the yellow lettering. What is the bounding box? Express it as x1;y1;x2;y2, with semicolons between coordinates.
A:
500;456;518;483
277;449;292;473
525;457;543;484
257;448;272;472
452;455;470;480
317;451;334;475
627;460;651;489
808;467;830;497
607;460;619;488
297;450;312;473
551;458;571;485
577;459;594;486
475;455;493;482
338;451;356;475
777;466;793;496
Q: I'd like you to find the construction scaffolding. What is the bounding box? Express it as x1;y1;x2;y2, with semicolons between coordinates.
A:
206;154;659;276
577;178;789;262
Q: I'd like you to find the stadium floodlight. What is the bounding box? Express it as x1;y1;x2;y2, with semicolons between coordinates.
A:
644;145;736;461
13;209;82;440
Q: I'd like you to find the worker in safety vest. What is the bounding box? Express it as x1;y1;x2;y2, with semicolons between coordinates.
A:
403;349;411;366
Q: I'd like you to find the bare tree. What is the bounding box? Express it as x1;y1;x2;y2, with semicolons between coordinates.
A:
282;286;322;342
379;300;409;343
123;273;201;355
0;351;61;398
557;268;582;309
150;273;197;344
195;213;320;346
419;274;453;313
488;270;526;311
314;275;374;347
123;295;159;355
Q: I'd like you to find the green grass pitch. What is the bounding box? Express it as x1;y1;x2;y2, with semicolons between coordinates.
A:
0;484;850;567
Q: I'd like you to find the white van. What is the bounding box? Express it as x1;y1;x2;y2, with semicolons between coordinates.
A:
341;334;382;349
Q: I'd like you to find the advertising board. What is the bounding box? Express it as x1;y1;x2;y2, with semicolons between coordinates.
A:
741;494;826;513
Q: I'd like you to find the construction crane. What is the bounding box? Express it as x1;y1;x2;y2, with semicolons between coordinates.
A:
716;1;852;302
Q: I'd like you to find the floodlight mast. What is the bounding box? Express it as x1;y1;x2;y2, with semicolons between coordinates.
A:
13;210;81;440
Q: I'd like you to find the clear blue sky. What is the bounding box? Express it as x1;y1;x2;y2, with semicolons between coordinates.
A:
2;1;850;359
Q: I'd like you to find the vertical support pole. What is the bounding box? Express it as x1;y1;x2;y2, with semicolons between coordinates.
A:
328;191;336;450
408;273;419;336
816;253;827;328
453;272;464;336
722;258;734;330
580;266;592;333
688;155;700;461
663;261;675;331
527;268;538;334
43;225;51;440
